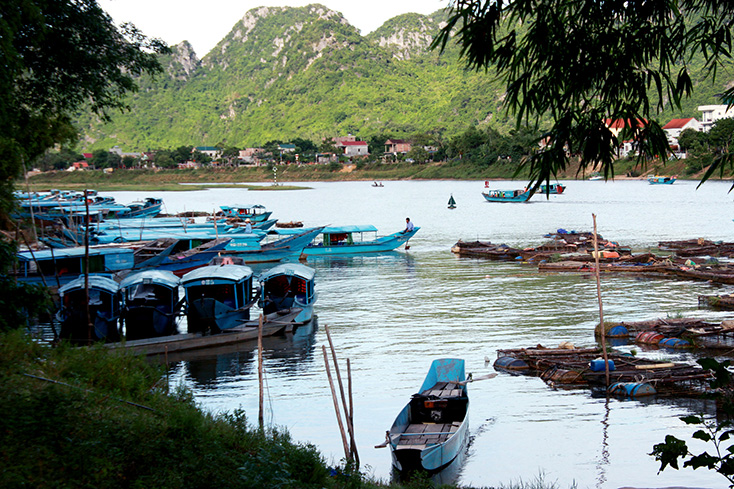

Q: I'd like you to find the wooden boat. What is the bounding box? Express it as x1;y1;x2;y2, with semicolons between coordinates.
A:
16;246;135;286
447;194;456;209
540;183;566;194
120;270;183;340
481;188;531;202
181;263;260;334
388;358;469;473
259;263;316;324
219;204;273;222
648;175;676;185
220;226;325;263
57;275;121;344
275;225;418;256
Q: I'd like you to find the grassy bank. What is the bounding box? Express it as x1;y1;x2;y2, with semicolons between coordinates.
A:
0;330;575;489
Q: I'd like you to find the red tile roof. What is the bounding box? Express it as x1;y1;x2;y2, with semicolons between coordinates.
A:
663;118;696;129
340;141;368;146
604;118;647;129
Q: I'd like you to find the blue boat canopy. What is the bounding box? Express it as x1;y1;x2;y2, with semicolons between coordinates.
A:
18;246;134;262
120;270;180;290
181;264;254;285
59;274;120;295
259;263;316;282
271;225;378;236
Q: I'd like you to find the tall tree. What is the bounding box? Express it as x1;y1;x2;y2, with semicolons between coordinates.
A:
433;0;734;188
0;0;168;214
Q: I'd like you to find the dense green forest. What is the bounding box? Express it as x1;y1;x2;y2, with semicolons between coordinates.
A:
75;4;732;154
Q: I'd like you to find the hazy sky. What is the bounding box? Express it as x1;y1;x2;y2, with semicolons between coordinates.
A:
99;0;447;57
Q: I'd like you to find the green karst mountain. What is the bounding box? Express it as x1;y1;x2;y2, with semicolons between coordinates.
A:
77;3;732;152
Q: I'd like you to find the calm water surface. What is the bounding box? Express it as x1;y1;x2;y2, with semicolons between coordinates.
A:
110;180;734;488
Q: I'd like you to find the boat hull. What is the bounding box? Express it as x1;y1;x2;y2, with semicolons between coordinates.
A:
482;190;531;202
301;228;418;256
388;358;468;473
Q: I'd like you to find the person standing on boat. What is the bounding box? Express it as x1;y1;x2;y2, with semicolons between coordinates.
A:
244;218;253;233
404;217;414;233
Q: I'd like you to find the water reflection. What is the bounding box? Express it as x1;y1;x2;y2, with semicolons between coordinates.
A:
163;319;318;387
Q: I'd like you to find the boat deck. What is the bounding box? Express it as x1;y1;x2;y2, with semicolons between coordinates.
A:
394;381;465;449
395;421;461;449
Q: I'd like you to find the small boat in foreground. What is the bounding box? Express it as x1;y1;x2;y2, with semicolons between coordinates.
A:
387;358;469;473
259;263;317;324
57;275;121;344
648;175;676;185
481;189;531;203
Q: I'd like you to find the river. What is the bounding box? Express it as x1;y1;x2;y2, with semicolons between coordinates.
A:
108;179;733;488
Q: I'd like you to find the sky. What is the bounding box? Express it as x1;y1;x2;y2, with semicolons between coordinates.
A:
99;0;447;57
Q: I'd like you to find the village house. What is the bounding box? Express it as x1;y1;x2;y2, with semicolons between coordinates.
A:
67;161;89;171
662;118;701;154
337;140;369;157
194;146;221;159
239;148;264;165
697;105;734;132
385;139;412;155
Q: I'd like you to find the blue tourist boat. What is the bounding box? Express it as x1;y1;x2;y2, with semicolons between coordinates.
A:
181;263;260;334
120;270;183;340
57;275;121;343
259;263;317;324
220;204;273;222
274;225;418;256
482;188;532;202
387;358;469;473
648;175;676;185
16;246;135;285
540;183;566;194
219;226;325;263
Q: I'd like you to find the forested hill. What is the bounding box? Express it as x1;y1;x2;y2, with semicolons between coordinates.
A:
78;3;730;152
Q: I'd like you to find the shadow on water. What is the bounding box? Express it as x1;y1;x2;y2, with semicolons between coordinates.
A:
160;318;319;386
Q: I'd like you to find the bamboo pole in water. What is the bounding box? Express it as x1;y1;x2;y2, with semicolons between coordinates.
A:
84;190;92;345
258;314;264;429
347;358;357;462
322;344;350;461
324;325;359;464
592;214;611;387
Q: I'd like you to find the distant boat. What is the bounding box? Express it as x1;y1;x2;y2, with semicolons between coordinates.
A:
271;225;419;256
648;175;676;185
448;194;456;209
540;183;566;194
481;188;531;203
588;174;604;181
372;182;384;187
219;204;273;222
386;358;469;473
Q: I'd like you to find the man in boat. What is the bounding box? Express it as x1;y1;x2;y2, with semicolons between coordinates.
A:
403;217;414;233
244;218;253;233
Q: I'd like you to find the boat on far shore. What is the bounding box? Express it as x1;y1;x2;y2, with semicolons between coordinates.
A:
540;183;566;194
482;188;531;203
648;175;677;185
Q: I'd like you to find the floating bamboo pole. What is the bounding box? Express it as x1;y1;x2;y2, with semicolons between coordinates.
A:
258;314;264;429
324;325;359;465
592;214;611;387
322;344;351;461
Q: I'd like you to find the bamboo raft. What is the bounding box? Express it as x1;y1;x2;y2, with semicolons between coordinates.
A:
494;346;713;396
599;318;734;350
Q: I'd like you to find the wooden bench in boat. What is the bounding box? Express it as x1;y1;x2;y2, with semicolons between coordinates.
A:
394;421;462;449
420;381;463;398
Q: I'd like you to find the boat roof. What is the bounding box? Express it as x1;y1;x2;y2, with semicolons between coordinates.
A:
18;247;134;261
181;264;254;285
59;274;120;294
259;263;316;282
119;270;180;289
271;225;378;235
220;204;267;210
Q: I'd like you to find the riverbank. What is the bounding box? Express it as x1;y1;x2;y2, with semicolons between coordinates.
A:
23;157;700;192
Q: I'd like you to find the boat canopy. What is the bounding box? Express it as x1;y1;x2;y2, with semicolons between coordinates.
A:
59;274;120;295
271;225;378;236
120;270;180;290
259;263;316;283
17;246;134;262
181;264;254;285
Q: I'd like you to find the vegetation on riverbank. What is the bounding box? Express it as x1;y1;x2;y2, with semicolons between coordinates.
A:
24;154;718;193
